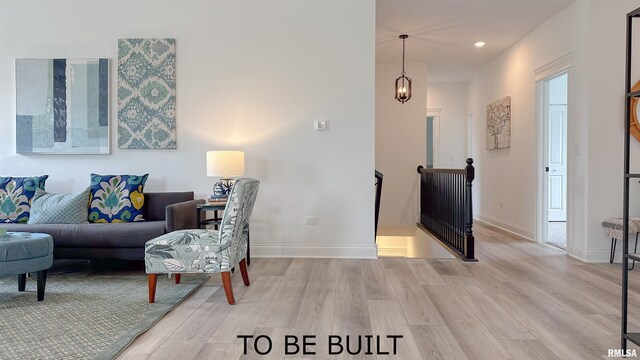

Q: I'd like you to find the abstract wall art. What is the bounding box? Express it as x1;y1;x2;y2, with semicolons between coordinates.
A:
16;58;109;154
118;38;176;149
486;96;511;150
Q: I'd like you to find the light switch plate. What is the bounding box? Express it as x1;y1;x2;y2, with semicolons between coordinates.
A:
314;120;329;131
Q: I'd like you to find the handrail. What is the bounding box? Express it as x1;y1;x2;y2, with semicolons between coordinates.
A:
417;166;465;175
416;158;476;261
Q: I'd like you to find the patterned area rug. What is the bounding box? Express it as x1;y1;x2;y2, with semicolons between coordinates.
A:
0;265;208;360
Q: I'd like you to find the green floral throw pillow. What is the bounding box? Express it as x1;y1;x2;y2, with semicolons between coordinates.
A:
88;174;148;223
0;175;49;223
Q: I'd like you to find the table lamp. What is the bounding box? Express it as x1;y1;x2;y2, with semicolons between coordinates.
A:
206;151;245;200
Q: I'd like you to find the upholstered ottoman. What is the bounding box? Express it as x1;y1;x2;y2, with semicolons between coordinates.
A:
602;217;640;269
0;232;53;301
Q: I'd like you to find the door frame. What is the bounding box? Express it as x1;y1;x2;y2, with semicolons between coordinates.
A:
427;108;441;168
534;53;573;249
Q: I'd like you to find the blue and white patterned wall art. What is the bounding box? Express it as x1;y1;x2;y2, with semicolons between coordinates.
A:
118;38;176;149
16;58;110;154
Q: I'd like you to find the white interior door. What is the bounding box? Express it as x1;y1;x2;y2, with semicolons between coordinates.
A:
548;104;567;222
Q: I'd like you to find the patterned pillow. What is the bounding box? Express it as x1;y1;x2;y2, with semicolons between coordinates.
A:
88;174;148;223
29;187;91;224
0;175;48;223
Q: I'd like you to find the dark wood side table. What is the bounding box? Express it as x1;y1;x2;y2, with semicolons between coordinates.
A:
196;201;250;265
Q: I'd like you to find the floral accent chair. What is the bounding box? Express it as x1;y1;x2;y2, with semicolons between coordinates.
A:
145;178;259;305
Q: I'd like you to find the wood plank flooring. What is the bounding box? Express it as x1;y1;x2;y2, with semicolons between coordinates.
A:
118;224;637;359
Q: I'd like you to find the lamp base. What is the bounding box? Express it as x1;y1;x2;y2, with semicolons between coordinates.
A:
212;178;234;198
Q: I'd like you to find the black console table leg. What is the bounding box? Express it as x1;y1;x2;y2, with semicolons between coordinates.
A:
36;270;47;301
18;274;26;291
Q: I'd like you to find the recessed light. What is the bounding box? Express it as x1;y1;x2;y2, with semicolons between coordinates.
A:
475;41;486;48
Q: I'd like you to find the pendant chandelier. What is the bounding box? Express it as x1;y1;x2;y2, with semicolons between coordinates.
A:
395;34;412;104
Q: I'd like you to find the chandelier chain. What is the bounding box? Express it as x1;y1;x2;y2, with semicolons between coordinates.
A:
402;37;406;76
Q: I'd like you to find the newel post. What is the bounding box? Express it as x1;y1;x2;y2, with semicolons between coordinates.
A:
464;158;475;260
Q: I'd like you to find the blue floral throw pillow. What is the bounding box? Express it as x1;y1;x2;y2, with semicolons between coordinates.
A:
88;174;148;223
0;175;49;223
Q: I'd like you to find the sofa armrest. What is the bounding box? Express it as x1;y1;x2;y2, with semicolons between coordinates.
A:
165;199;206;232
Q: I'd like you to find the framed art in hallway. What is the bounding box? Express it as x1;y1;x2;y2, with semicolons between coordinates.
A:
15;58;110;154
486;96;511;150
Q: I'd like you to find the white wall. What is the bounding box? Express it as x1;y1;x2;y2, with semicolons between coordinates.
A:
375;62;427;229
468;1;587;249
584;0;640;262
0;0;377;258
469;0;640;262
426;82;469;168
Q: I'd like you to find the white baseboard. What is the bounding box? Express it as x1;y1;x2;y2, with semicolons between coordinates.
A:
578;244;629;263
474;214;535;241
250;244;378;259
567;243;588;262
568;246;614;263
585;249;614;263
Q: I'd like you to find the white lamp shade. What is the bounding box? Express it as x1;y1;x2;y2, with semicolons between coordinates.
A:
206;151;245;178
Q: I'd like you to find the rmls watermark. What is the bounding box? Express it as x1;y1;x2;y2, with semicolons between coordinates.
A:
608;349;637;358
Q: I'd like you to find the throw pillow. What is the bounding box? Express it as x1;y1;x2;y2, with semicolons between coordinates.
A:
0;175;48;223
88;173;148;223
28;187;91;224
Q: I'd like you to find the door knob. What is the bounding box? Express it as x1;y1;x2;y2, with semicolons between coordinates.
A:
545;167;549;172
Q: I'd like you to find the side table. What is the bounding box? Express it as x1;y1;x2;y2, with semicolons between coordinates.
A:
196;201;227;230
196;201;250;265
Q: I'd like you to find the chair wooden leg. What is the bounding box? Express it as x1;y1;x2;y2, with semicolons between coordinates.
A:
148;274;158;303
221;272;235;305
18;274;26;291
174;274;181;284
239;259;250;286
36;270;47;301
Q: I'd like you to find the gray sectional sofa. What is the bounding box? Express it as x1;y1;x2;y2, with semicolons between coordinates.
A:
2;192;205;260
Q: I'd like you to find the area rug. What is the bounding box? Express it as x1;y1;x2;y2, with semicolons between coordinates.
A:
0;270;208;360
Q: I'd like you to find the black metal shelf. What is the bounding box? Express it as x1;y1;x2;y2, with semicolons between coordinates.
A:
622;6;640;352
626;254;640;262
625;333;640;347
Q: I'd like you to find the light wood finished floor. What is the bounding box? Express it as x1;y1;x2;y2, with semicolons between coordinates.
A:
118;224;638;359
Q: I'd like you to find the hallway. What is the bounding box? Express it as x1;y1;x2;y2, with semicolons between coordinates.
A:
119;224;634;359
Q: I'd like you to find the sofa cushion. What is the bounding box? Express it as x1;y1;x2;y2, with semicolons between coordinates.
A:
88;173;148;223
1;221;166;248
29;187;91;224
0;175;48;223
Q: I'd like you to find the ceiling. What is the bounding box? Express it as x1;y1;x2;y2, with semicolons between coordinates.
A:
376;0;575;82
